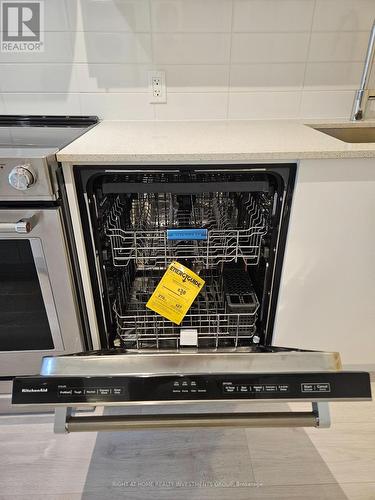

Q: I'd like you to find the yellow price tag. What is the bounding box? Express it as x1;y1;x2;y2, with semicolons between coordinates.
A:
146;261;205;325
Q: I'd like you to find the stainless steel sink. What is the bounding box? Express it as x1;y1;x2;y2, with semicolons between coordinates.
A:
314;126;375;143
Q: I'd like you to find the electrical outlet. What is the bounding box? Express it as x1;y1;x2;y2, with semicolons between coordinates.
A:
149;70;166;103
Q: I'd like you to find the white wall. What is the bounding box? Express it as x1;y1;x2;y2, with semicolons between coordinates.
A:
0;0;374;120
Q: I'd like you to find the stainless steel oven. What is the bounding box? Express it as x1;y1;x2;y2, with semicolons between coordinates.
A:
0;115;98;412
0;208;83;376
12;163;372;432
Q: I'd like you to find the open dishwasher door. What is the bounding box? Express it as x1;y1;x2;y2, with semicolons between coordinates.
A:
12;347;371;432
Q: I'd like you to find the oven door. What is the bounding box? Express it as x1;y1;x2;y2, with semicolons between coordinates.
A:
0;208;84;378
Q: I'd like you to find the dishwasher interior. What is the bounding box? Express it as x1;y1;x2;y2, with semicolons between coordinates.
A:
89;168;287;350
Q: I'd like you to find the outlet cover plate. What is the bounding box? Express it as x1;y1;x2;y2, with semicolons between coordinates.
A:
149;70;167;104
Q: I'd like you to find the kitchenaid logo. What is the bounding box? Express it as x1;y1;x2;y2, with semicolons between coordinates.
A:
170;265;202;288
22;387;48;393
1;1;44;52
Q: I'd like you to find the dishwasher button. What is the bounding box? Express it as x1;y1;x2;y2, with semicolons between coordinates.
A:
278;385;289;392
265;385;277;392
58;389;72;396
223;385;236;393
98;388;111;396
239;385;249;393
85;389;98;396
112;388;123;395
72;388;84;396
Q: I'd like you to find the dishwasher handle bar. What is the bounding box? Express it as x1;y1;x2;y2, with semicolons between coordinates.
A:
54;403;330;433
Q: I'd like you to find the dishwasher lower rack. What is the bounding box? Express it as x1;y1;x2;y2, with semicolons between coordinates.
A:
104;192;269;269
112;269;260;349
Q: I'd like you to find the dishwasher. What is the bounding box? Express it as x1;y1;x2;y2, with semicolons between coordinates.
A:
12;164;372;432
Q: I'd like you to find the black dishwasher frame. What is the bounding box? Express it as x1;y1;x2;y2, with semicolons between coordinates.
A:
74;164;296;349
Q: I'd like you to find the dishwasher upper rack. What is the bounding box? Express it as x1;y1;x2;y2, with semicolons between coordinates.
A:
104;192;269;269
112;269;260;349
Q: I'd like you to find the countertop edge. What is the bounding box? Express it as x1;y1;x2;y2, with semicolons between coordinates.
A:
57;150;375;163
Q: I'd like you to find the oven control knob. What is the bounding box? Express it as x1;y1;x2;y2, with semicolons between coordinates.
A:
8;165;36;191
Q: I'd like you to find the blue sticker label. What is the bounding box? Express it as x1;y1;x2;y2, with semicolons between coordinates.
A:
167;229;208;241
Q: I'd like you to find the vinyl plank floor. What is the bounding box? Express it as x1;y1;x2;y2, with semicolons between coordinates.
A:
0;415;98;496
81;424;254;498
0;496;82;500
304;423;375;484
340;483;375;500
0;413;55;426
81;483;350;500
245;425;342;487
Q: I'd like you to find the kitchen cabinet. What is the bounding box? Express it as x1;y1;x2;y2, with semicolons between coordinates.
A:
274;158;375;368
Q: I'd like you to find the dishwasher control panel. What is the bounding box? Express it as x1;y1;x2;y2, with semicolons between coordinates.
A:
222;382;290;394
12;372;371;405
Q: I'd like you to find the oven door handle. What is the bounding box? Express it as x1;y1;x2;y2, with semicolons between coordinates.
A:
54;403;330;433
0;216;36;234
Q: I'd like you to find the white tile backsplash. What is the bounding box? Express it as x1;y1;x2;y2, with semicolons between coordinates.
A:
231;33;310;63
151;0;232;33
300;90;355;118
2;94;82;115
304;62;363;89
1;0;374;120
312;0;375;32
228;91;301;119
308;32;370;62
0;64;81;93
233;0;315;33
230;63;305;91
66;0;83;32
44;0;71;31
80;93;155;119
74;32;152;63
165;65;229;92
155;92;228;120
0;94;6;114
75;0;151;32
153;34;231;64
74;64;150;92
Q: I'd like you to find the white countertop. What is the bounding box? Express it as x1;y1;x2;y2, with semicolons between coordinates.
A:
57;119;375;163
